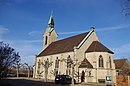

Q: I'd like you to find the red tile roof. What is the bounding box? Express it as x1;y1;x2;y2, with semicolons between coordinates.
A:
85;41;114;54
37;32;89;56
114;59;128;69
79;58;93;68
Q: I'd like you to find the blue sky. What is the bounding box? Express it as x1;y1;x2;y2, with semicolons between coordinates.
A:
0;0;130;65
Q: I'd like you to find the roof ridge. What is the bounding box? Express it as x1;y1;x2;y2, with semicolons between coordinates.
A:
37;31;89;56
114;59;127;61
53;32;89;43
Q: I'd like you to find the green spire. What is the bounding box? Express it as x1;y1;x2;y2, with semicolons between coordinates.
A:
48;10;54;28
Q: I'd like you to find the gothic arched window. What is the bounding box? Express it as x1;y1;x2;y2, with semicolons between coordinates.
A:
37;59;41;75
109;56;112;68
45;36;48;45
55;57;59;68
38;59;41;69
99;55;104;67
67;55;72;68
45;58;49;68
66;55;72;75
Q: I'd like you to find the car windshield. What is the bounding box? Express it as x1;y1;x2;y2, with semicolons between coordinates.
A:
56;75;60;78
66;75;71;78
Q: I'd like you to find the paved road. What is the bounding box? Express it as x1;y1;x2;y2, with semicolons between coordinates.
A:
0;78;72;86
0;77;105;86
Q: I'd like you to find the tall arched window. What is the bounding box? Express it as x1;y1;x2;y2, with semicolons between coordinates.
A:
37;59;41;75
55;57;59;68
66;55;72;75
99;55;104;67
67;55;72;68
38;59;41;69
54;57;59;76
109;56;112;68
45;36;48;45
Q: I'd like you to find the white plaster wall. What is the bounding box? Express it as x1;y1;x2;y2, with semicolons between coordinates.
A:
75;31;99;70
79;68;96;82
86;52;115;69
34;56;43;78
85;52;116;83
34;52;75;80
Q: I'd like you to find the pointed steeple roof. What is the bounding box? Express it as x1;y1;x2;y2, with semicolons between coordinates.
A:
48;10;54;28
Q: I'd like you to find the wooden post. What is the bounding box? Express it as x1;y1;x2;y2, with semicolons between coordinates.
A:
128;76;130;86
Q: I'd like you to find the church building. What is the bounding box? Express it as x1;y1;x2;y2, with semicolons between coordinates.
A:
33;14;116;83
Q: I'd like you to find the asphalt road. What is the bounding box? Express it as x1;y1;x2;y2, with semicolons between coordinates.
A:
0;78;69;86
0;78;105;86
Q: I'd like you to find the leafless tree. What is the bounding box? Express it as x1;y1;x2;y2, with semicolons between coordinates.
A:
24;63;33;78
0;42;20;78
121;0;130;16
61;56;80;86
39;58;53;81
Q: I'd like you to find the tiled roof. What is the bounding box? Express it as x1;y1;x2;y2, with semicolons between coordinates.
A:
79;58;93;68
114;59;128;69
37;32;89;56
85;41;114;54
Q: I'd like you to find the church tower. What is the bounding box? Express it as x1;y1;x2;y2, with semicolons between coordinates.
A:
43;13;58;49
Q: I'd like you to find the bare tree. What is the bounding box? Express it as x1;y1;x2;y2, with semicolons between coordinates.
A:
15;63;22;77
24;63;33;78
61;56;79;86
121;0;130;16
0;42;20;78
39;58;53;81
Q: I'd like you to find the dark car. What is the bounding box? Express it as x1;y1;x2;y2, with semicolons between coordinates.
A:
7;73;16;77
55;75;76;84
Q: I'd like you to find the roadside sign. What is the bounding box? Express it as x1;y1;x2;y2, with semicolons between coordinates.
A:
106;76;112;81
105;76;114;86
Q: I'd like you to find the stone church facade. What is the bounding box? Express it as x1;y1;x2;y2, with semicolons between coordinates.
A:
33;14;116;83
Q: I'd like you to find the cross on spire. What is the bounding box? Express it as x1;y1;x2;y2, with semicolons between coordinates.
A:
51;9;53;16
48;10;54;28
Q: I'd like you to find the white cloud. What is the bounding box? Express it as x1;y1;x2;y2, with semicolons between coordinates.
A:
0;25;9;41
112;43;130;54
96;23;130;32
28;23;130;36
4;39;42;65
112;43;130;58
28;31;42;36
13;43;40;65
58;23;130;35
0;25;9;35
17;40;42;43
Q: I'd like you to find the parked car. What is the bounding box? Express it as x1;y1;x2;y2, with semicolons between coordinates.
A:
7;73;16;77
55;75;76;84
